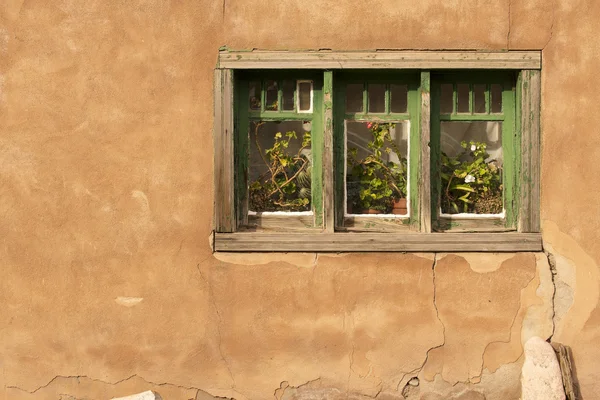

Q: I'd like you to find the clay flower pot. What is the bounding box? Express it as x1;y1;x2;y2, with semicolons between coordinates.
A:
361;209;382;214
392;198;408;215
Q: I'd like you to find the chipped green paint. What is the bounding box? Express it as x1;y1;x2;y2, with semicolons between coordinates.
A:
430;71;518;230
234;71;323;227
312;77;325;227
334;71;420;229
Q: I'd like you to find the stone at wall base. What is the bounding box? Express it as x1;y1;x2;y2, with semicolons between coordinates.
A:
521;336;566;400
111;390;163;400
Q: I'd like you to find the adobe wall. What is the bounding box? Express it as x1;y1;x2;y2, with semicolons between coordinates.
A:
0;0;598;399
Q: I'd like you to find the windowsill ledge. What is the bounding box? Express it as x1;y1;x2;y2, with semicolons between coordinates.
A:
213;231;542;252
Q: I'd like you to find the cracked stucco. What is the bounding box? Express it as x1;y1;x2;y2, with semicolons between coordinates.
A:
1;0;598;398
4;253;553;400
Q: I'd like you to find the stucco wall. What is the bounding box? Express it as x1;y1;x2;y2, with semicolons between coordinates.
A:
0;0;599;399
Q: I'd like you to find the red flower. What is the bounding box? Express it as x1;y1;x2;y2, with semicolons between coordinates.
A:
366;122;373;129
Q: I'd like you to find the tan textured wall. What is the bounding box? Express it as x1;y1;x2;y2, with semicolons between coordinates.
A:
0;0;598;399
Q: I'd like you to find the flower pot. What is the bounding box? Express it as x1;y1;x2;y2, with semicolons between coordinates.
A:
361;209;382;214
392;198;408;215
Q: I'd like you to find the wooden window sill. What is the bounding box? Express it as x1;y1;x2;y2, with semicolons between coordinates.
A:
213;232;542;252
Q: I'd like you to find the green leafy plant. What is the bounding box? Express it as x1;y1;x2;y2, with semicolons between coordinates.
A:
347;122;407;213
440;140;503;214
249;122;312;212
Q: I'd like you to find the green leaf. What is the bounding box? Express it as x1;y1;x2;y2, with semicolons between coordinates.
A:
451;184;476;192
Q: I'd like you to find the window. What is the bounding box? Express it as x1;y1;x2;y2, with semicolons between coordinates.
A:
213;51;542;252
431;72;517;232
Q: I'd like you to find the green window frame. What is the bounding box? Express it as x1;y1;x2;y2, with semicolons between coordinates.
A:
234;71;324;230
431;71;518;232
333;72;421;232
213;50;542;252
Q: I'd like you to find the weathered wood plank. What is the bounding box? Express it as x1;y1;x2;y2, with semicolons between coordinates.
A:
214;69;235;232
519;70;541;233
242;214;317;232
420;71;432;233
219;51;541;70
435;217;512;232
323;71;335;233
342;216;412;232
214;232;542;252
552;343;579;400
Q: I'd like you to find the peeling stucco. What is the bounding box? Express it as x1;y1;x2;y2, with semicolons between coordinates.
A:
1;0;599;398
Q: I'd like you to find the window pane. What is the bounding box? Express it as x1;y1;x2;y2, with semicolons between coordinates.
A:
473;84;486;114
390;84;408;113
265;80;278;111
282;80;295;111
249;81;261;110
456;83;470;113
440;121;503;215
298;81;312;112
346;121;409;215
346;84;363;113
491;84;502;113
440;84;454;114
368;84;386;113
249;121;312;212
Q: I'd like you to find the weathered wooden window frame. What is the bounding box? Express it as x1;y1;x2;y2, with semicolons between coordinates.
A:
234;71;324;230
333;71;421;233
213;50;541;252
430;71;517;232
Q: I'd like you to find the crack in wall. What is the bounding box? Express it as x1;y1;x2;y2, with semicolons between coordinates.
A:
543;0;556;50
196;263;237;392
7;374;202;395
543;248;558;340
395;253;446;392
431;253;445;343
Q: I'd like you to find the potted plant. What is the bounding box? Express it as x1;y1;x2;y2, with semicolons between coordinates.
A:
440;140;503;214
347;122;408;214
248;122;312;212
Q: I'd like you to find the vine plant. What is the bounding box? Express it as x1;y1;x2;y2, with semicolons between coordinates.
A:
249;121;312;212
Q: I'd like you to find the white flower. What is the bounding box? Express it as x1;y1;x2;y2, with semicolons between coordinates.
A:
465;174;475;183
470;144;477;152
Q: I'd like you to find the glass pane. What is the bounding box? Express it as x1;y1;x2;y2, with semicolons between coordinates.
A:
249;81;261;110
282;80;295;111
390;84;408;113
346;121;409;215
298;81;312;111
456;83;470;113
265;80;278;111
491;84;502;113
368;84;386;113
249;121;312;212
473;84;486;114
440;84;454;114
440;121;503;215
346;84;364;113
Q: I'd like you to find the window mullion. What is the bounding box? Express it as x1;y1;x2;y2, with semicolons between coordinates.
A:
322;70;335;232
419;71;432;233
